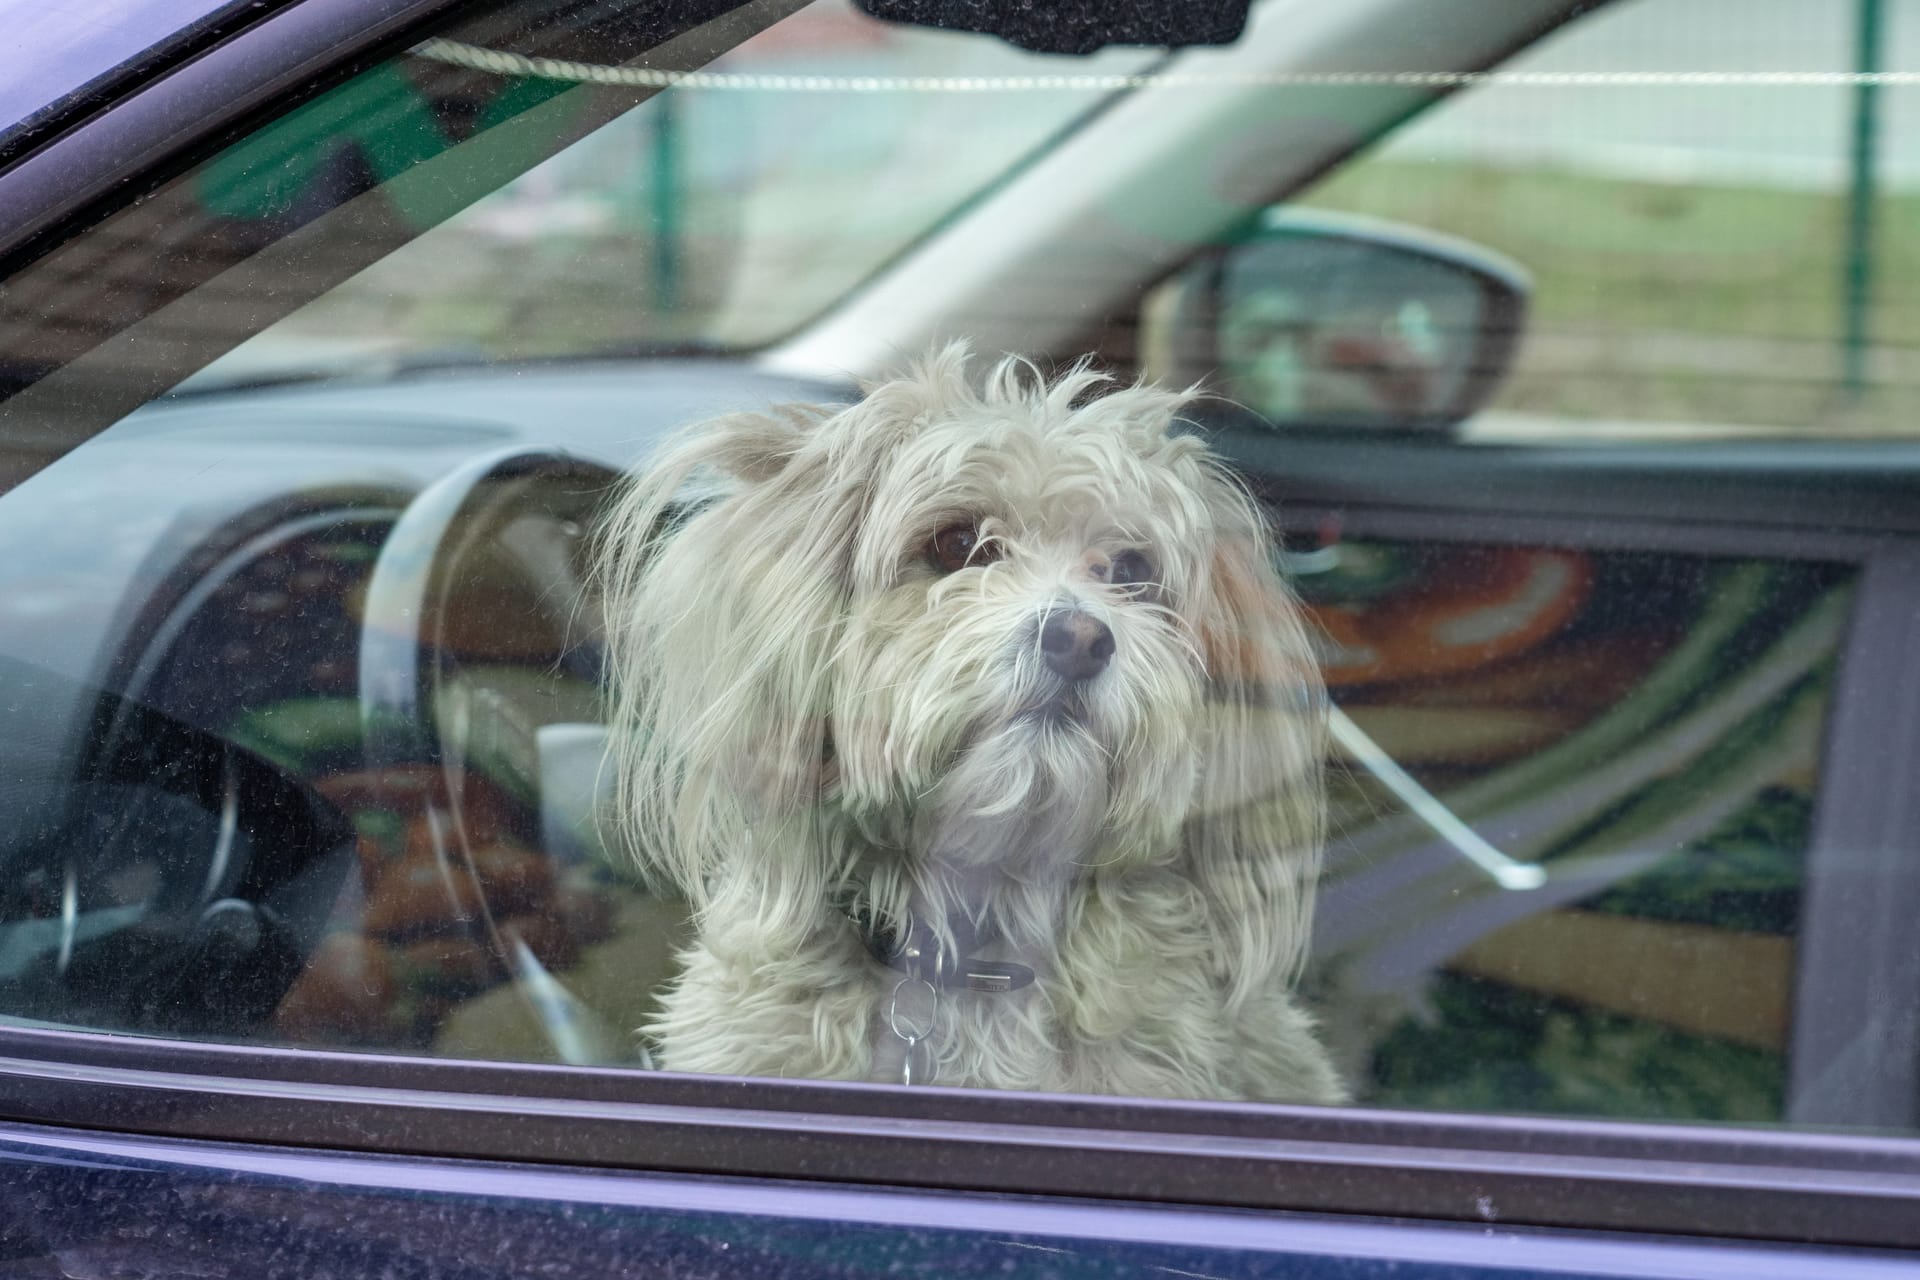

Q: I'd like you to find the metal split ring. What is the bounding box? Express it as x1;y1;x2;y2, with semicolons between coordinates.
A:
887;974;940;1044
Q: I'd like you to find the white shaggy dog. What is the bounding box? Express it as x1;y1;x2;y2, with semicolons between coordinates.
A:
598;346;1343;1103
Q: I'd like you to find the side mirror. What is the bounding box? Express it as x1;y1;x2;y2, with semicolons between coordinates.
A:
1142;209;1530;435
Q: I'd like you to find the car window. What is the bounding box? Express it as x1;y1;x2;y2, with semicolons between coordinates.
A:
0;0;1915;1140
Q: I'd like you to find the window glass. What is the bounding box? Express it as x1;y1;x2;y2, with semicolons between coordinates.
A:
1302;543;1849;1121
1295;0;1920;440
0;0;1913;1137
191;9;1156;385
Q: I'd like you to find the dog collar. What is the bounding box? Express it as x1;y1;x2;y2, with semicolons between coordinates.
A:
833;892;1035;994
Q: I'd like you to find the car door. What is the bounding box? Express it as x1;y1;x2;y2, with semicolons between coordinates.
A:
1;0;1919;1275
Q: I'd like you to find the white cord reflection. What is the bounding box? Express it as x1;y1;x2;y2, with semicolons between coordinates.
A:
1329;705;1547;892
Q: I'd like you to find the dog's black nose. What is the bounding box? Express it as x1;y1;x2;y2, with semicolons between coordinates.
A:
1040;609;1114;682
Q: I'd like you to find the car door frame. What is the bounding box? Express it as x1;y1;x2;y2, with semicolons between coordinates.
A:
3;0;1920;1259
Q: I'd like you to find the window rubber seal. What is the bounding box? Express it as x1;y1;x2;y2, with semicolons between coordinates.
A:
1;1022;1919;1251
0;0;310;174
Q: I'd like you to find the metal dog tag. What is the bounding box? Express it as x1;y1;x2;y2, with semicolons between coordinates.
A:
960;961;1035;993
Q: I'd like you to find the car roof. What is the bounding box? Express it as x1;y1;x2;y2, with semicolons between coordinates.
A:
0;0;247;158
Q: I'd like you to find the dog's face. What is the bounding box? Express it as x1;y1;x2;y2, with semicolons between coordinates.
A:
602;348;1323;939
833;383;1227;872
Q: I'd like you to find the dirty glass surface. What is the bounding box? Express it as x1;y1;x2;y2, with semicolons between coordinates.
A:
1296;0;1920;441
1303;545;1850;1120
0;0;1911;1130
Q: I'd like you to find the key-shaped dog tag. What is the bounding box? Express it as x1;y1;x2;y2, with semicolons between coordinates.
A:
961;961;1036;993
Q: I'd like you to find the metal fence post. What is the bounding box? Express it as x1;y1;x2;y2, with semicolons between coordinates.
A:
1841;0;1884;399
651;92;683;311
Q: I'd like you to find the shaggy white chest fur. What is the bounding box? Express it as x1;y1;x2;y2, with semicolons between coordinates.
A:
645;862;1345;1104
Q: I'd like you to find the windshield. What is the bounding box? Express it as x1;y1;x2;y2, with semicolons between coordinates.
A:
187;4;1160;391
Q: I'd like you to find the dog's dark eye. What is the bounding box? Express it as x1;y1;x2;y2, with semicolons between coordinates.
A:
928;522;998;573
1110;549;1157;592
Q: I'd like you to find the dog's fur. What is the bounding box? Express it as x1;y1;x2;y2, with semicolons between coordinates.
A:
598;346;1343;1103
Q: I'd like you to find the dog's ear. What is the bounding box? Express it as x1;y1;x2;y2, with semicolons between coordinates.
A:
1183;476;1327;1010
698;403;827;485
598;403;872;916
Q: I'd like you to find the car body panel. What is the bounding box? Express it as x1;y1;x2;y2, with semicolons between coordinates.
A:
0;0;250;152
5;1122;1920;1280
0;0;461;282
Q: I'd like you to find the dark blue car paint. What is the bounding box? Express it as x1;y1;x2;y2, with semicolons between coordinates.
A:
0;0;254;151
0;0;459;282
4;1122;1918;1280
